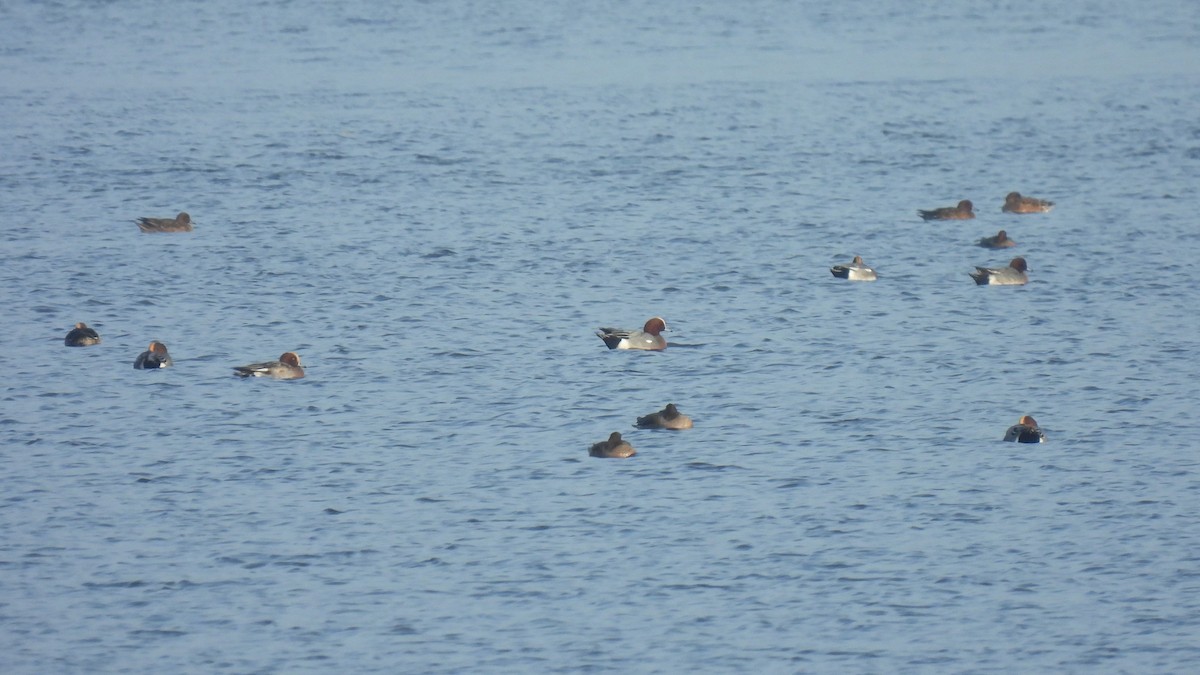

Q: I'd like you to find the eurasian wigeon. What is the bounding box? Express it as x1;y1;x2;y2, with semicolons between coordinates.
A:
918;199;974;221
136;212;193;233
830;255;878;281
232;351;305;379
634;403;693;430
589;432;637;458
64;322;101;347
977;229;1017;249
596;317;667;351
1002;192;1054;213
970;257;1028;286
1003;415;1046;443
133;341;173;369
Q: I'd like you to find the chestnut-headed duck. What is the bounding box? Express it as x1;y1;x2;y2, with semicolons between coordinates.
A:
977;229;1017;249
596;317;667;351
1004;415;1046;443
64;322;101;347
918;199;974;221
233;351;305;379
635;403;693;430
970;257;1028;286
136;212;193;233
1002;192;1054;213
830;255;878;281
589;432;637;458
134;341;173;369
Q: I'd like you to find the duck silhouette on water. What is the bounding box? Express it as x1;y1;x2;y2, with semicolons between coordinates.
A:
136;212;194;233
830;255;877;281
134;341;173;369
64;322;101;347
232;351;305;379
1004;415;1046;443
918;199;974;221
1002;192;1054;214
970;257;1029;286
589;432;637;458
634;404;693;430
596;317;667;351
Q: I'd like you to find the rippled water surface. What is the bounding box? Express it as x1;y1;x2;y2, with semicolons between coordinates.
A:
3;1;1200;672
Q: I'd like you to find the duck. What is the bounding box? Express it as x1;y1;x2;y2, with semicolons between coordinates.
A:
133;341;173;369
64;322;101;347
970;257;1028;286
830;255;878;281
977;229;1017;249
596;317;667;351
136;212;193;233
1002;192;1054;213
918;199;974;221
589;432;637;458
1004;415;1046;443
232;351;305;379
634;403;694;430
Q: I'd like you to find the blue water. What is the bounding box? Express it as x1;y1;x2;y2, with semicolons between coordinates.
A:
3;1;1200;672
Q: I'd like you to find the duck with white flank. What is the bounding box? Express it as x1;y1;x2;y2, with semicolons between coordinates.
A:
596;317;667;351
970;257;1029;286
